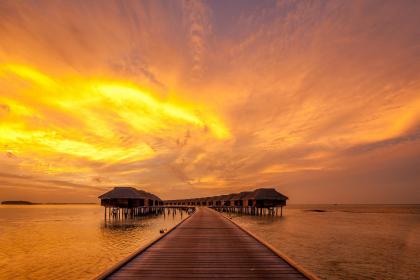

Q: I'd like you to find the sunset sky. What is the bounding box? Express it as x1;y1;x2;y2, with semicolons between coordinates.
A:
0;0;419;203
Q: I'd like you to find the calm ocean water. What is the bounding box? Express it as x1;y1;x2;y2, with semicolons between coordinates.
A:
227;204;420;280
0;205;186;280
0;205;419;279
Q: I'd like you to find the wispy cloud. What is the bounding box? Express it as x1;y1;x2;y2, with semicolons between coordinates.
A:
0;0;419;203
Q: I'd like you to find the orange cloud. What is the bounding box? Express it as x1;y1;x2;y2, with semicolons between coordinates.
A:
0;1;419;203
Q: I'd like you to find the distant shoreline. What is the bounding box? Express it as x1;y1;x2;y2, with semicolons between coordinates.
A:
1;201;98;205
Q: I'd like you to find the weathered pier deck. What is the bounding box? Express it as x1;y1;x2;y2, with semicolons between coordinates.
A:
98;207;313;280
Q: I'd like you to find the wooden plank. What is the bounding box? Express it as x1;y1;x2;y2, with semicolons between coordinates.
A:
99;208;315;280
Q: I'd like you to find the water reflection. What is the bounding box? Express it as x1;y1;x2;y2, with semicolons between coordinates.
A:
226;205;420;280
100;207;191;233
0;205;189;280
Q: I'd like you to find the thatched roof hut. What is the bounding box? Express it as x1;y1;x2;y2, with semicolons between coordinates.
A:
251;188;288;200
99;186;161;207
99;187;144;200
245;188;288;207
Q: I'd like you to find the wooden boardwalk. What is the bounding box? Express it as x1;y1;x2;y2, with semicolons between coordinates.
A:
101;208;311;280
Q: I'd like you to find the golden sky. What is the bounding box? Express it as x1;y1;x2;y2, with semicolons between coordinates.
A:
0;0;419;203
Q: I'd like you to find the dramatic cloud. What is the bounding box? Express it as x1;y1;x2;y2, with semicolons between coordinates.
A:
0;0;419;203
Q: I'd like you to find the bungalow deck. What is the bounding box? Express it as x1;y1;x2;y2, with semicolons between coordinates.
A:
97;207;315;280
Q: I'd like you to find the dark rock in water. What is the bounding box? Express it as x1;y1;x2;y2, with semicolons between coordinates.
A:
1;200;35;205
306;209;327;212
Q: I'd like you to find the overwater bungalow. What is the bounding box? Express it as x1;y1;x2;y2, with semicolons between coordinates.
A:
246;188;288;208
202;198;208;206
99;186;161;208
211;195;220;206
223;193;237;206
208;187;288;216
205;197;214;206
231;191;252;207
216;195;228;206
98;186;162;219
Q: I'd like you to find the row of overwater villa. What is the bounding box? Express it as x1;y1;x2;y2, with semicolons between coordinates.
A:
99;186;288;219
164;188;288;216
